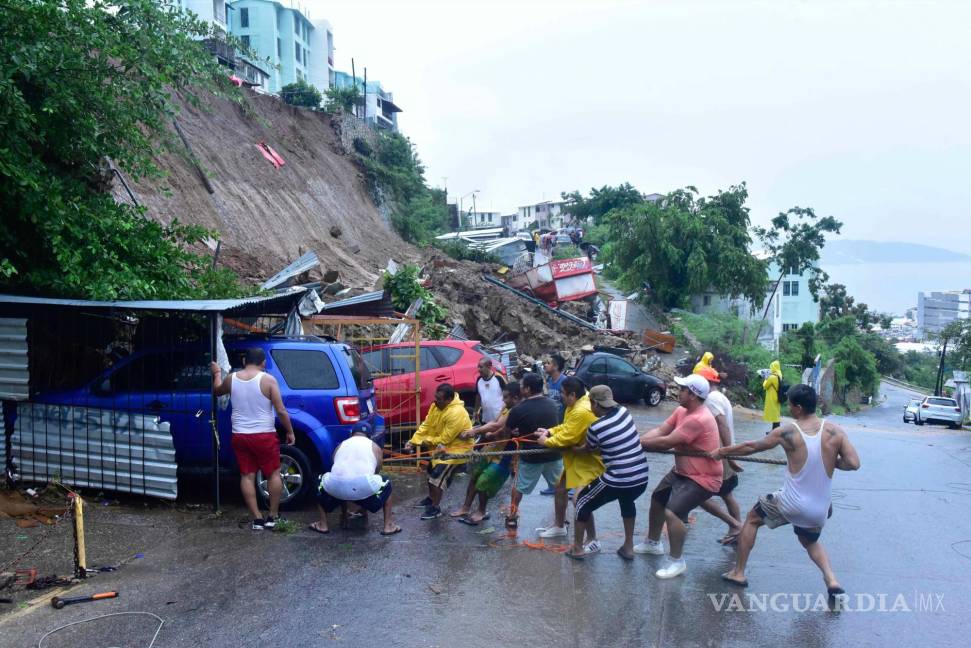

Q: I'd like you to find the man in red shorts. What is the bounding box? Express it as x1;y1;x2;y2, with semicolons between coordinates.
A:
211;348;294;530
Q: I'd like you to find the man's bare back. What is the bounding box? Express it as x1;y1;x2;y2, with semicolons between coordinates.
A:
776;416;860;478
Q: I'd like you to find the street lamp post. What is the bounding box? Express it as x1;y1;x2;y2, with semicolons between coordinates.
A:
458;189;479;230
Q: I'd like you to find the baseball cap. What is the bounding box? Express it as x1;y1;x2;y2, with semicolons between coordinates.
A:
674;374;710;400
695;366;720;383
588;385;618;408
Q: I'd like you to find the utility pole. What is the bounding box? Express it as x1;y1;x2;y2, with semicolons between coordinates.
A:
471;193;477;229
363;67;367;123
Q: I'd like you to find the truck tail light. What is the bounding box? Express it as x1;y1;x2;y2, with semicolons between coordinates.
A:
921;404;929;408
956;407;963;412
335;397;361;424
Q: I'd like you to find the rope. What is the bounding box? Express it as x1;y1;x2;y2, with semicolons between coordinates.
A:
0;504;73;575
383;446;787;466
37;611;165;648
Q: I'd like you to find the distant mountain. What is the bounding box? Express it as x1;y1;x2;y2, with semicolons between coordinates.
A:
821;240;971;265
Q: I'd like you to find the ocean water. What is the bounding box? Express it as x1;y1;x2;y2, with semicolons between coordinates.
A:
822;261;971;315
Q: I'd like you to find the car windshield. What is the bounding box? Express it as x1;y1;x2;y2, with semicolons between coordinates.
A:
927;397;956;406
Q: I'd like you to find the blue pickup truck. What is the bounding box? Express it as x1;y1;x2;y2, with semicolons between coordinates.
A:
32;335;382;508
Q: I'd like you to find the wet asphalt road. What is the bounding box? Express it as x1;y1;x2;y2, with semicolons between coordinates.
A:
2;382;969;647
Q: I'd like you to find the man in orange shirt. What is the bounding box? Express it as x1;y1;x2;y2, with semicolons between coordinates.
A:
637;374;723;579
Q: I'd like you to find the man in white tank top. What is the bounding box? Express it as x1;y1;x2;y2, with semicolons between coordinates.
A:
212;347;294;530
711;384;860;597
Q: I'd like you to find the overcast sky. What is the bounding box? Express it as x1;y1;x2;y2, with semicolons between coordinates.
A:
305;0;971;249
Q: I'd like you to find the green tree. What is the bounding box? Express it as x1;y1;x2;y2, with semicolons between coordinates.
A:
356;131;449;244
816;315;859;346
383;265;448;339
602;184;768;309
794;322;817;369
561;183;644;224
323;84;361;114
819;283;856;319
858;332;902;376
0;0;245;299
754;207;843;299
280;79;322;108
833;336;879;397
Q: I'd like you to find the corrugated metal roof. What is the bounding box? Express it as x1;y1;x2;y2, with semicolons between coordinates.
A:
319;290;395;317
260;251;320;290
0;289;307;316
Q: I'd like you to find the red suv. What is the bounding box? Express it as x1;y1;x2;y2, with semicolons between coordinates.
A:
360;340;506;436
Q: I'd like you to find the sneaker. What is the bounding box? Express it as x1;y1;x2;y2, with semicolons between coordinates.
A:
251;518;266;530
583;540;602;555
539;526;568;538
633;540;666;555
655;558;687;579
420;505;443;520
539;487;556;496
414;496;433;508
263;516;276;530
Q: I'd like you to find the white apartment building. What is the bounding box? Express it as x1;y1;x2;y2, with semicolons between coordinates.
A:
514;200;571;232
917;290;971;340
689;262;821;351
229;0;334;94
467;211;501;229
168;0;229;31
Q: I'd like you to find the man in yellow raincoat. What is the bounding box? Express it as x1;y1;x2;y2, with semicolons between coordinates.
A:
762;360;783;429
694;351;715;375
535;377;605;549
405;383;474;520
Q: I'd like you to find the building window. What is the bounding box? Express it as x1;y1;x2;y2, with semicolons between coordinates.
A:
790;281;799;296
240;35;250;48
294;18;300;35
277;38;281;58
782;281;791;297
782;323;799;332
295;43;301;63
240;7;249;28
703;295;711;306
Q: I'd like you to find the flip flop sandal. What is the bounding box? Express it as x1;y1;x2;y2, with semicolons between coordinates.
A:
380;526;403;536
505;516;519;529
721;573;748;588
616;548;635;561
565;551;586;561
308;522;330;535
457;516;480;526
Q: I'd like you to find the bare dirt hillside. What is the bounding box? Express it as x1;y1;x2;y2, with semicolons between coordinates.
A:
115;89;418;287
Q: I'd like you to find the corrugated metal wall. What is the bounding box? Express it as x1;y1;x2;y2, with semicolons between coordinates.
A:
0;318;28;400
11;403;178;499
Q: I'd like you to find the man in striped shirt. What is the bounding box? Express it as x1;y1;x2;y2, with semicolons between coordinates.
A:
568;385;650;560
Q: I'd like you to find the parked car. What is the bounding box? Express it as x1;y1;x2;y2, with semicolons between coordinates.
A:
360;340;506;436
33;335;379;508
903;399;922;423
568;352;666;406
915;396;964;429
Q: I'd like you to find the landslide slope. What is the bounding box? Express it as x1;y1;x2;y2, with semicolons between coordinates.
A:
116;89;418;287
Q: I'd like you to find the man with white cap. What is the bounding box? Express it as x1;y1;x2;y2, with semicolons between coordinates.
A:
636;373;723;579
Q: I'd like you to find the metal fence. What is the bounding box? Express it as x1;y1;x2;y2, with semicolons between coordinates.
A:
2;310;213;501
303;315;422;446
12;403;177;499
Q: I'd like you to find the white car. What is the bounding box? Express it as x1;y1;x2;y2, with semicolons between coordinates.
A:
903;399;922;423
915;396;964;429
